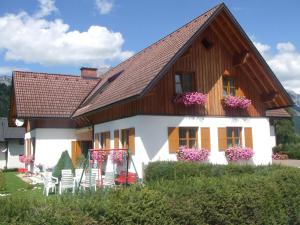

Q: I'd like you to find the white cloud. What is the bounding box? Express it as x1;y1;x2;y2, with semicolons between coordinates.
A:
95;0;114;15
0;66;28;75
34;0;57;18
0;0;133;68
254;41;300;94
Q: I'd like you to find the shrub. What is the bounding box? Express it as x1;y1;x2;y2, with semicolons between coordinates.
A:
144;161;284;182
1;162;300;224
273;143;300;159
0;170;5;191
52;151;74;180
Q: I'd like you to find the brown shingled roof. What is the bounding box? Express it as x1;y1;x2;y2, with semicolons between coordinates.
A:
72;4;223;117
13;71;98;118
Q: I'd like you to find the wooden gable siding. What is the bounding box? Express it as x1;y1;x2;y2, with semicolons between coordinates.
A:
86;26;265;125
136;27;265;117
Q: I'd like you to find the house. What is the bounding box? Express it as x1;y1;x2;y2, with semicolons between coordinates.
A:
9;3;293;176
0;117;25;169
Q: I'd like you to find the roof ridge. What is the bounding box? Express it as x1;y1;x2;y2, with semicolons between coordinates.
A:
13;70;80;78
100;3;223;77
79;3;224;108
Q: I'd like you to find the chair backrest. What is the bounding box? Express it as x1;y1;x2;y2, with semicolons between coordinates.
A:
42;172;53;184
61;169;73;185
103;172;115;185
85;171;97;185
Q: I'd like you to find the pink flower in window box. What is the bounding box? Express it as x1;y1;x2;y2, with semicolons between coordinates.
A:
174;92;207;106
177;146;210;162
225;147;254;161
223;95;251;109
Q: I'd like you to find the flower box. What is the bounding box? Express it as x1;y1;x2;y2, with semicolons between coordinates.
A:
177;146;209;162
174;92;207;106
225;147;254;162
223;95;251;109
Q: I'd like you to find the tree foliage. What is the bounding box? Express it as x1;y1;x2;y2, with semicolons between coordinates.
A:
0;83;11;117
275;119;300;144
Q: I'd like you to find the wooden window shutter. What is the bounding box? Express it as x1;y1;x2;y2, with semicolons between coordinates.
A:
218;128;227;151
95;133;100;148
201;127;211;150
105;132;110;149
244;127;253;149
168;127;179;153
114;130;119;148
129;128;135;155
239;128;243;147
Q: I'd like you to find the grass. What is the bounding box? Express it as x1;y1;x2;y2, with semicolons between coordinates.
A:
0;172;42;197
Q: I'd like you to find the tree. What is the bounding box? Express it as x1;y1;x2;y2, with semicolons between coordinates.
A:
275;119;300;144
52;150;74;180
0;83;11;117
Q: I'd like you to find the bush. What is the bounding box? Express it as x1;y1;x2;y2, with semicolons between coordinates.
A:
273;143;300;159
52;151;74;180
1;162;300;224
2;168;18;173
0;170;5;191
144;161;282;182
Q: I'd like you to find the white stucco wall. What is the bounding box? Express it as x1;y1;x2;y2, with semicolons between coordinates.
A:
94;115;273;178
25;128;77;168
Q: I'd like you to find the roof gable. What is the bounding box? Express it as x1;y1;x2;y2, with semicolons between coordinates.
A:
73;4;223;117
73;3;292;117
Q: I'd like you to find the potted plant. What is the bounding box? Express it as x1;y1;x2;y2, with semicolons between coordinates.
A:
223;95;251;110
174;92;207;106
225;147;254;164
177;146;209;162
112;150;127;165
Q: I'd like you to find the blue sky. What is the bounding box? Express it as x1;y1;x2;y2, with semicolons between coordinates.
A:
0;0;300;92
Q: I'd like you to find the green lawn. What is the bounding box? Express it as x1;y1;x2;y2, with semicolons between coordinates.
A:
0;172;42;197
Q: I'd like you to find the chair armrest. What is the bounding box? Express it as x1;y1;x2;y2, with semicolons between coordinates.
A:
52;176;59;184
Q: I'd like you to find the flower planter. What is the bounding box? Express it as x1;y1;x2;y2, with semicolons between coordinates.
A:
223;95;251;110
225;147;254;162
174;92;207;106
177;146;209;162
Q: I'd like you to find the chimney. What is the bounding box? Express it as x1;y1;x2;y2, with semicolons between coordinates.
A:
80;67;98;79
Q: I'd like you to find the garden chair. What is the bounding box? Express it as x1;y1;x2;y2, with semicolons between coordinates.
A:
80;170;97;191
75;168;85;187
59;169;75;194
102;171;115;188
42;171;58;196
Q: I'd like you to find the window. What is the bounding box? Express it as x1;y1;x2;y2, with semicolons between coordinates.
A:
121;129;129;149
223;77;235;96
121;128;135;154
179;127;198;148
226;127;242;147
175;72;194;94
100;131;110;149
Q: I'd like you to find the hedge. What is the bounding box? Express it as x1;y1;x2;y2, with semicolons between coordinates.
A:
1;163;300;224
144;161;283;182
0;170;5;191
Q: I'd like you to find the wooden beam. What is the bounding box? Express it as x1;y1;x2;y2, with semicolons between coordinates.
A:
214;16;244;53
210;22;240;54
218;12;249;50
233;52;250;67
239;66;263;94
261;91;278;103
242;63;269;93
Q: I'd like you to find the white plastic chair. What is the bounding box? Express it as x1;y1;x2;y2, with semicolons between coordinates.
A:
42;172;58;196
59;169;75;194
80;170;97;191
102;172;115;188
75;168;85;187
